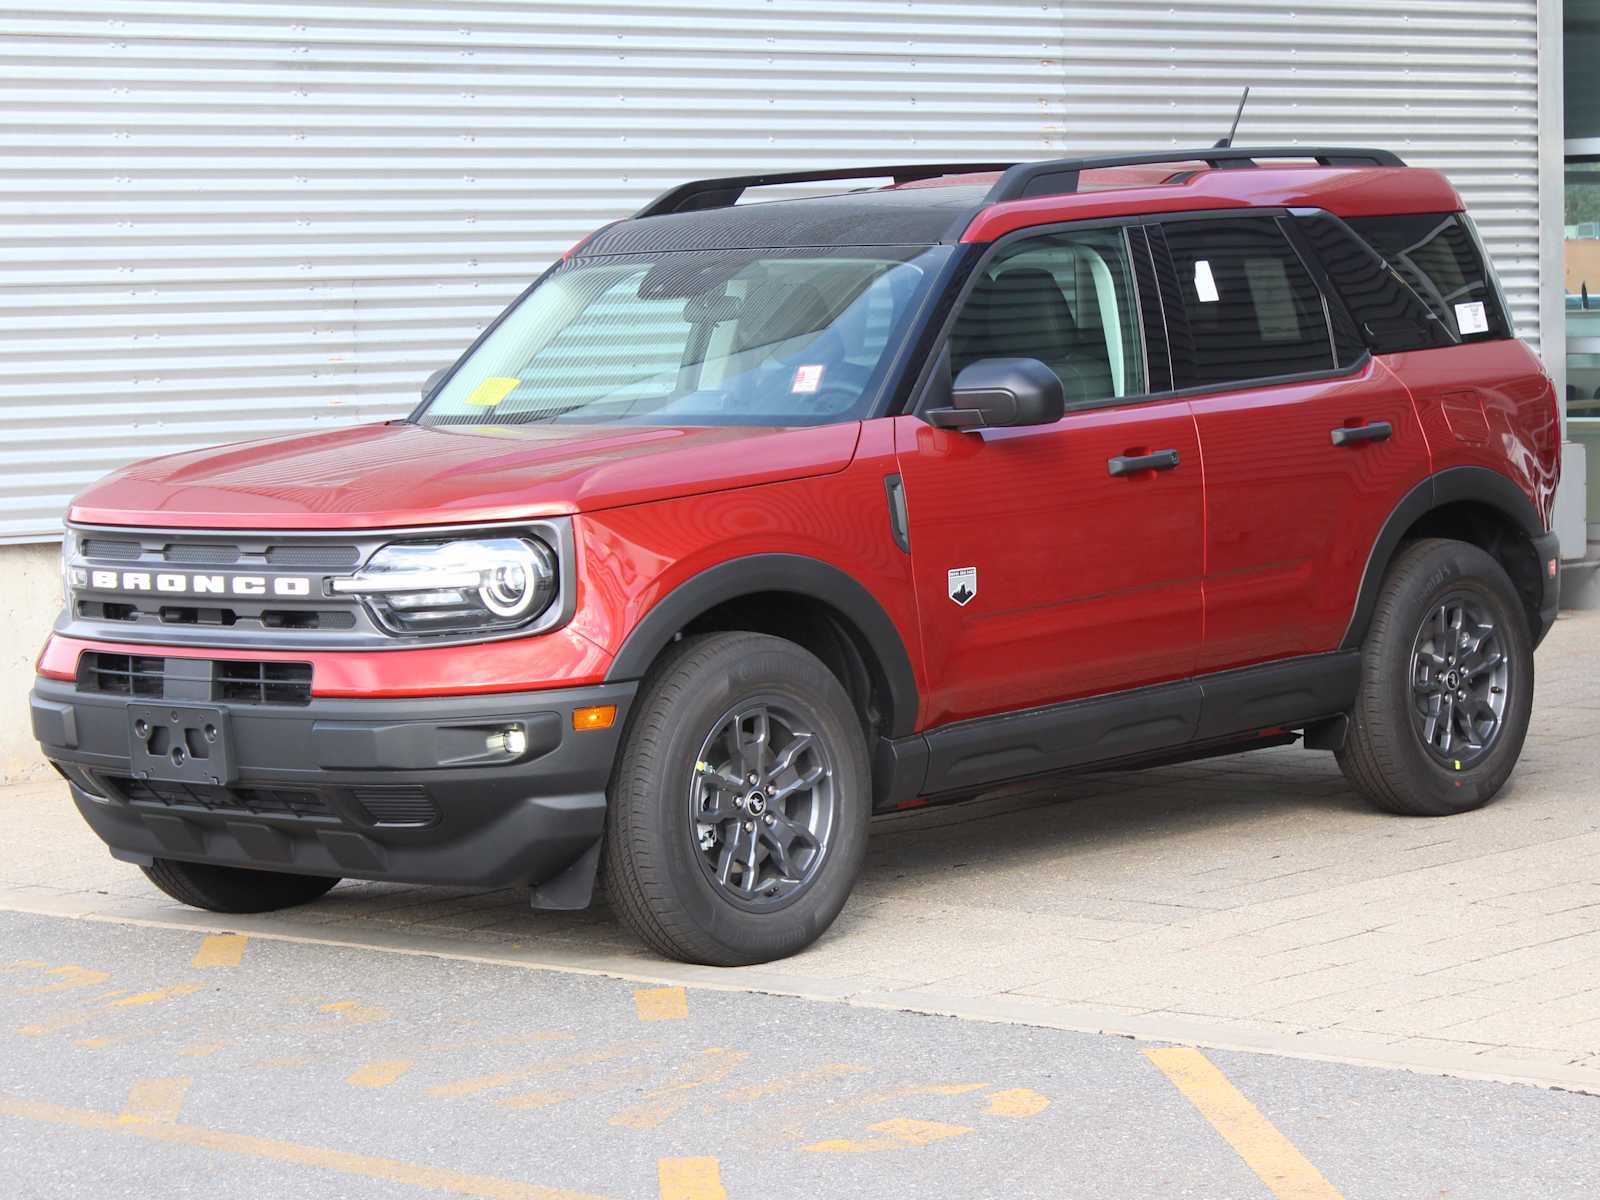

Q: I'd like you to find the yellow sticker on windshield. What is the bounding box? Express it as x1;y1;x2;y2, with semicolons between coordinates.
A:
463;376;520;407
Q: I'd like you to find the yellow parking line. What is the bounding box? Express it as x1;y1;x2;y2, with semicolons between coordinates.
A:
986;1087;1050;1118
346;1060;414;1089
193;934;247;968
1145;1047;1344;1200
633;987;688;1022
119;1077;191;1124
657;1157;726;1200
803;1117;972;1154
0;1095;608;1200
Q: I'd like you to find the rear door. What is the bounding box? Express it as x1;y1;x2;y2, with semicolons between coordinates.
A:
1152;214;1431;672
894;222;1204;730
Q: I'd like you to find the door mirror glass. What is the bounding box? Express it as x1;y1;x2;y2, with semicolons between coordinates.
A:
422;367;449;399
927;357;1065;430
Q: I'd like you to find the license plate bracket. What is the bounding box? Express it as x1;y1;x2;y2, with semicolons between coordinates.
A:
128;703;234;786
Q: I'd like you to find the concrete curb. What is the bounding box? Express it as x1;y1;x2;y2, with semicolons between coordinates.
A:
6;887;1597;1100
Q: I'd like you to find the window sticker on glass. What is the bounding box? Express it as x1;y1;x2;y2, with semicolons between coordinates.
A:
1455;300;1489;336
1194;259;1220;303
792;364;825;394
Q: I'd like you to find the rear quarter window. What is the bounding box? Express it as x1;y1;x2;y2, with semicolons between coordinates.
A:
1346;213;1512;344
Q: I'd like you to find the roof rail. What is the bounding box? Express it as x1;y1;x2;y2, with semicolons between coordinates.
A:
634;163;1018;218
983;146;1405;205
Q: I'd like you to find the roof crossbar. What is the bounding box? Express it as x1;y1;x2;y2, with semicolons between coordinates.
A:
634;163;1018;218
983;146;1405;204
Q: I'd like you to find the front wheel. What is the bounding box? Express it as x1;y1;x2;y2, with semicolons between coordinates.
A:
1337;537;1534;816
604;632;870;966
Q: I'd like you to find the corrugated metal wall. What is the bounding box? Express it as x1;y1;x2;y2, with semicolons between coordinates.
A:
0;0;1543;542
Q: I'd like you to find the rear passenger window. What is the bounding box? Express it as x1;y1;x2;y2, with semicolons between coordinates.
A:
1157;217;1335;389
1346;213;1511;343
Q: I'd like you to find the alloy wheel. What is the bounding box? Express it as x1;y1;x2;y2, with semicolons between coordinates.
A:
1408;594;1509;770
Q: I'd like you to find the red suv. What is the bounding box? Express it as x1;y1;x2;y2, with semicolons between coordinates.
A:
32;148;1562;965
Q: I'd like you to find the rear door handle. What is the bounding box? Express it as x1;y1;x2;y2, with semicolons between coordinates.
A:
1107;449;1181;477
1330;421;1393;447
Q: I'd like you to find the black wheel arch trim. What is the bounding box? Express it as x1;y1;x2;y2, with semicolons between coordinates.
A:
1340;466;1548;652
604;553;921;739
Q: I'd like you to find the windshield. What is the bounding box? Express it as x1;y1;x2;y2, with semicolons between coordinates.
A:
417;245;952;428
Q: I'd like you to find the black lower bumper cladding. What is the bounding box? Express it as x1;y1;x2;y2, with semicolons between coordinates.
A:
29;677;634;902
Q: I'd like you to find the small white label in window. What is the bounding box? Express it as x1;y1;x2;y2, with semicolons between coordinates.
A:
1194;259;1220;303
1455;300;1489;335
792;364;825;393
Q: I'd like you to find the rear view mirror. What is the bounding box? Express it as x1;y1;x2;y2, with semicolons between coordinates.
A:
926;357;1064;430
422;367;449;398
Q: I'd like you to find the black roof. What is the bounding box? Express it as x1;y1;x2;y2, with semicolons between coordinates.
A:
577;185;990;255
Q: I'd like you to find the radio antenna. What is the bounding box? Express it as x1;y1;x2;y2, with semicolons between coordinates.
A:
1214;86;1251;149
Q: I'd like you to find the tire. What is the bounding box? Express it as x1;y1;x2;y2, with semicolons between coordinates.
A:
1337;537;1534;816
604;632;871;966
141;859;340;913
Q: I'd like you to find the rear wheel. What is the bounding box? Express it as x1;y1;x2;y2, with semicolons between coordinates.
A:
141;859;339;913
1337;538;1534;816
604;632;870;966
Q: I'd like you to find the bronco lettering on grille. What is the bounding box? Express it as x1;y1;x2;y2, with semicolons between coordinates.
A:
71;568;314;598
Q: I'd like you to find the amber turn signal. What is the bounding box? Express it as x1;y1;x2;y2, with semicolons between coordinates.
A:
572;704;617;732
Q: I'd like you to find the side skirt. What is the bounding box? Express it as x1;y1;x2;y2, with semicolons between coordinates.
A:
873;651;1360;811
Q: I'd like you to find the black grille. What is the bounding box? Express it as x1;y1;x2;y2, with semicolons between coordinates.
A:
213;660;313;706
81;538;141;560
112;777;335;820
161;542;241;564
78;652;166;697
265;544;360;568
352;785;439;828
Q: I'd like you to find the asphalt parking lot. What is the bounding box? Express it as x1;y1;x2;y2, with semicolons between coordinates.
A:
4;610;1599;1197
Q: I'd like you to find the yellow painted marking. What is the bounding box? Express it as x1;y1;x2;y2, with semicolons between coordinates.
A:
180;1041;229;1058
75;1037;116;1048
1145;1047;1345;1200
19;983;203;1036
803;1117;973;1154
318;999;389;1026
986;1087;1050;1118
633;986;688;1022
346;1059;414;1089
721;1063;865;1103
499;1065;657;1112
431;1044;638;1100
254;1056;314;1070
119;1077;191;1125
0;1095;607;1200
657;1157;725;1200
463;376;520;407
609;1049;750;1131
192;934;247;968
20;965;111;995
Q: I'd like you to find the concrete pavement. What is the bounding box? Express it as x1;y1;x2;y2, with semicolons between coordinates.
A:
4;610;1599;1094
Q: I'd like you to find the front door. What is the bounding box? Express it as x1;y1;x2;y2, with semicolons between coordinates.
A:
894;224;1205;729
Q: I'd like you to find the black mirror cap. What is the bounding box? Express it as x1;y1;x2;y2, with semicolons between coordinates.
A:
926;357;1064;430
422;366;449;399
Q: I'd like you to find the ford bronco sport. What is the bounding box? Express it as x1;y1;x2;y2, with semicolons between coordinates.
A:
32;148;1562;966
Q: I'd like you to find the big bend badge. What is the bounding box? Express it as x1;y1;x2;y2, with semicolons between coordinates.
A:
947;566;977;607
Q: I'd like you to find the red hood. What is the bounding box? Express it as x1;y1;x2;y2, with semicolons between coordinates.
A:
69;420;861;530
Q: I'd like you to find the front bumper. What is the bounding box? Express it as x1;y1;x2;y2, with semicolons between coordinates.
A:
30;676;634;895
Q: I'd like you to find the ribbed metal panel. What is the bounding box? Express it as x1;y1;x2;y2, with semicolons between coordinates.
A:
0;0;1545;541
0;0;1066;541
1059;0;1542;346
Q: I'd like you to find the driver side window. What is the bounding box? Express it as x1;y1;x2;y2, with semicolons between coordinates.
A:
950;227;1146;410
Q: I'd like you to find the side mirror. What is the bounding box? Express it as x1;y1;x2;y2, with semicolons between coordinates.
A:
422;367;449;399
926;358;1064;430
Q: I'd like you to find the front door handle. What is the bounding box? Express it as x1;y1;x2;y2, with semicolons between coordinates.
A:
1330;421;1393;447
1107;449;1181;477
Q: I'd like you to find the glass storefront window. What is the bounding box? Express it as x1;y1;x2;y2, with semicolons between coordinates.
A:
1566;164;1600;536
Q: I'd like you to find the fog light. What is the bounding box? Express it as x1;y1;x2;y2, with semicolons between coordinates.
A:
486;727;527;756
573;705;617;732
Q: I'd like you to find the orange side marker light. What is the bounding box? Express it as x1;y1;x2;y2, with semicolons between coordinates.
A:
573;705;617;732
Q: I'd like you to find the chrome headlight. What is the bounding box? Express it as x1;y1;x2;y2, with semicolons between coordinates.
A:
332;536;558;635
